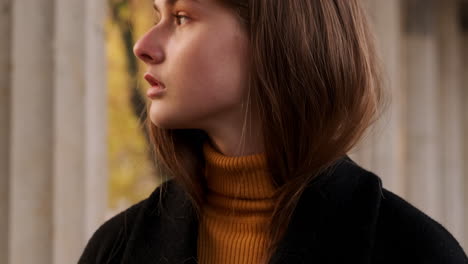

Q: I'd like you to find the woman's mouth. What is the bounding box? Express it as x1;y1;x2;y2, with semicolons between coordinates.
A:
144;73;165;87
144;73;166;99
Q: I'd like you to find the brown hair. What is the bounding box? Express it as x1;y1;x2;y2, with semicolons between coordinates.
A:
146;0;387;262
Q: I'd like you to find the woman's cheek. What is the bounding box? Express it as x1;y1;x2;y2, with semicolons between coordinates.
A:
149;28;248;129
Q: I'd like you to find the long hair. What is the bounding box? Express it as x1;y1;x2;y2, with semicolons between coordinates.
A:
145;0;387;262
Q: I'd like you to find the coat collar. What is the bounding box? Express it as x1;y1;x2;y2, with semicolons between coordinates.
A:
121;156;383;264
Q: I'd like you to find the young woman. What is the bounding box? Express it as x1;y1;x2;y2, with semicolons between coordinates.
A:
79;0;467;263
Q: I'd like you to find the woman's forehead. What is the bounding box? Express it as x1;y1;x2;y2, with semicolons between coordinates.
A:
153;0;201;11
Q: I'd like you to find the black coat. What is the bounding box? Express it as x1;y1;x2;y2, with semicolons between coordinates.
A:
78;156;467;263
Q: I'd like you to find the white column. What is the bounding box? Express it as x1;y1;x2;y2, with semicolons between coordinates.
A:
404;0;442;219
54;0;108;263
365;0;406;197
464;35;468;253
437;0;465;246
53;0;86;263
0;0;11;263
9;0;54;263
84;0;108;241
348;135;374;171
461;0;468;252
347;0;374;169
8;0;108;263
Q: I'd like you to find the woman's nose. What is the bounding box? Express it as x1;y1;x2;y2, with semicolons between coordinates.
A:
133;36;164;65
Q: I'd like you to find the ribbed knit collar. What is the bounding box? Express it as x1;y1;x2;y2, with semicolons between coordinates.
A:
203;141;278;200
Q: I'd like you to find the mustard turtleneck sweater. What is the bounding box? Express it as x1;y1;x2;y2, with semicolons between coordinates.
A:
197;142;278;264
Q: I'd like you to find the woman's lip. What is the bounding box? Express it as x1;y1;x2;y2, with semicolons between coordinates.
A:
144;73;165;88
146;85;166;99
144;73;167;99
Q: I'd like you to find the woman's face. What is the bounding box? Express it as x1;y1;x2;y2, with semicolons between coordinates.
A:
134;0;250;130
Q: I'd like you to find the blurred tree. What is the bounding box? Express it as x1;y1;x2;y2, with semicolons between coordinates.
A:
108;0;148;140
106;0;159;211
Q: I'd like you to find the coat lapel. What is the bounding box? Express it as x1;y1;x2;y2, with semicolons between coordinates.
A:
121;156;383;264
121;179;200;264
269;157;383;263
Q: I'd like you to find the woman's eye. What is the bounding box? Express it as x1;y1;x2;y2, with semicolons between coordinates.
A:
173;13;189;26
152;12;189;26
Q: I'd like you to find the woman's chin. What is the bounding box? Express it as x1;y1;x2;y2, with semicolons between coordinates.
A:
149;114;172;129
148;106;170;128
148;109;185;129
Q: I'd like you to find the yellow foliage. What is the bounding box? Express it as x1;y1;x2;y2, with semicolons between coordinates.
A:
106;0;160;211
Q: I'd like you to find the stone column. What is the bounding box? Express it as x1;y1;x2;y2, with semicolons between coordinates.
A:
347;0;376;173
83;0;108;242
461;0;468;251
437;0;465;246
0;1;11;263
9;0;54;263
53;0;86;263
365;0;406;197
53;0;108;263
404;0;442;219
348;136;374;171
7;0;108;263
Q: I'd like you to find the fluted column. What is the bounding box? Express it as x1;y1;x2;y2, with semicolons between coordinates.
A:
53;0;108;263
404;0;442;219
9;0;55;263
348;0;379;174
365;0;406;197
6;0;108;263
0;1;11;263
461;0;468;251
53;0;86;263
83;0;108;243
437;0;465;246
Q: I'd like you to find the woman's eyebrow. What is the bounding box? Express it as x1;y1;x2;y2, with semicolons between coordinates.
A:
153;0;199;12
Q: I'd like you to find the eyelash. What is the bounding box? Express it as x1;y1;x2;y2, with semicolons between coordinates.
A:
153;13;189;26
173;14;189;26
